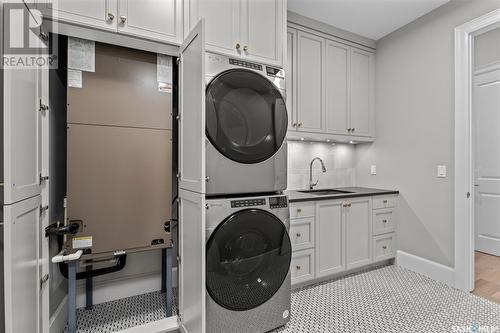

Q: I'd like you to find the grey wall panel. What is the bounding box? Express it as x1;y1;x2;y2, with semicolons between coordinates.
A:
475;27;500;69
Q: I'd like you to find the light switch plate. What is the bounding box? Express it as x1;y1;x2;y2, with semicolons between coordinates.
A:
437;165;447;178
370;165;377;175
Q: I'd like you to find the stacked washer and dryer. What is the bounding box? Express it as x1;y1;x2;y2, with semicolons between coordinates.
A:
204;53;292;332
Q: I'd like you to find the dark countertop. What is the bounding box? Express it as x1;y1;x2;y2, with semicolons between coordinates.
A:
286;187;399;203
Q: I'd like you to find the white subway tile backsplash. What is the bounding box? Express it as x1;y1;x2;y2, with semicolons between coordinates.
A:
287;141;355;190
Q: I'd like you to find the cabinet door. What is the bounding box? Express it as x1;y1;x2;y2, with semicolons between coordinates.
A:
3;61;41;204
49;0;118;31
186;0;240;57
117;0;182;44
325;40;350;135
3;196;42;333
296;31;325;133
316;200;345;278
350;48;374;137
241;0;284;66
286;28;297;131
346;198;372;269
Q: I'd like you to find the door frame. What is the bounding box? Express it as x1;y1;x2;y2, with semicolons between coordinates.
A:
454;8;500;292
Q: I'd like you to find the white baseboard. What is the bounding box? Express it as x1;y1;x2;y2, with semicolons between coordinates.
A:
76;267;178;308
50;296;68;333
396;250;455;287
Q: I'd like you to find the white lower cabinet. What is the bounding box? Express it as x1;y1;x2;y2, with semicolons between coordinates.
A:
290;195;397;288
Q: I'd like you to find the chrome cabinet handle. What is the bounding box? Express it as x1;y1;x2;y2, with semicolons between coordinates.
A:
382;219;387;223
296;208;302;213
243;45;249;52
120;15;127;23
236;43;241;50
296;265;301;270
296;233;301;238
292;123;297;128
298;122;303;127
352;128;355;132
382;245;387;250
107;13;115;21
383;200;388;204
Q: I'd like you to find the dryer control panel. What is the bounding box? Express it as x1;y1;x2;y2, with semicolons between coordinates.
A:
269;196;288;209
231;198;266;208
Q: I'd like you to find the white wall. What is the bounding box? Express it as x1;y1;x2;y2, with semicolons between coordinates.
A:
475;26;500;69
355;0;500;268
288;141;355;190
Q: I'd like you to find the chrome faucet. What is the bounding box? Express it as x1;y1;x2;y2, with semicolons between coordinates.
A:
309;157;327;190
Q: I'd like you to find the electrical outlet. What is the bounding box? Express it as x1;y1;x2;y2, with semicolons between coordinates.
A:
437;165;447;178
370;165;377;175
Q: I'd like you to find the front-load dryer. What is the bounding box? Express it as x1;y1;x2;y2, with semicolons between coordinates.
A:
205;194;291;333
205;53;288;196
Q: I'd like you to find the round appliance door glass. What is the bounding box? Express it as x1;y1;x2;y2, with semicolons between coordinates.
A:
206;69;288;164
206;209;292;311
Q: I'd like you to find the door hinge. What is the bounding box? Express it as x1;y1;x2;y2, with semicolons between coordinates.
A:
176;173;180;179
40;205;49;216
39;100;49;112
177;255;181;264
39;173;49;184
176;57;181;65
176;114;181;121
40;274;49;289
467;192;471;198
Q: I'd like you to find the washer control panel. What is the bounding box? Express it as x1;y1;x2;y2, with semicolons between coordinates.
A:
231;198;266;208
269;196;288;209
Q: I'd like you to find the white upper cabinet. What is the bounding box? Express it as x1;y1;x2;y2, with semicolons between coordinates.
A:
325;40;350;135
117;0;183;44
286;28;296;130
49;0;118;31
296;30;325;132
186;0;285;67
350;48;375;137
48;0;182;44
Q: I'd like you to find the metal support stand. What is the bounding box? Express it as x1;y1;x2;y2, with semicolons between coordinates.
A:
161;247;173;316
85;265;93;310
68;261;77;333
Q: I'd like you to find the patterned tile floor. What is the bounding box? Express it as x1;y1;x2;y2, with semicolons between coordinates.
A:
64;290;177;333
274;265;500;333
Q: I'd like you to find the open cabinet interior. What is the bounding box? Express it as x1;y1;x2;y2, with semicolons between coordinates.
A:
48;36;179;332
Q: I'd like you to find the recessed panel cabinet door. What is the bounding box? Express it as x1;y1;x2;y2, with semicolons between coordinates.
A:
241;0;284;66
179;20;205;194
296;31;325;133
286;28;297;130
325;41;349;135
350;48;374;137
186;0;240;57
117;0;183;44
316;200;345;278
3;65;41;204
3;196;42;333
346;198;372;269
49;0;118;31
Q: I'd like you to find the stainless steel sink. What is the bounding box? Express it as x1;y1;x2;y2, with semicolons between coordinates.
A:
297;189;353;195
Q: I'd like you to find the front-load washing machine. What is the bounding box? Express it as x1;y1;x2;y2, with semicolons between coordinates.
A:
205;53;288;196
205;194;291;332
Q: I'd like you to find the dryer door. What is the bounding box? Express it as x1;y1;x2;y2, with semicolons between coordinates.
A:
206;69;288;164
206;209;291;311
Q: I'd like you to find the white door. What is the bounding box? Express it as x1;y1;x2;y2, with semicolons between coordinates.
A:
325;40;350;135
179;20;206;194
3;195;42;333
49;0;118;31
186;0;240;57
286;28;297;131
474;68;500;256
117;0;182;44
350;48;374;137
241;0;283;66
3;64;41;204
316;200;345;278
178;189;206;333
296;31;325;133
346;198;372;269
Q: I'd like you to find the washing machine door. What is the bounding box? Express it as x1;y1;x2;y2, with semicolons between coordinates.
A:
206;69;288;164
206;209;292;311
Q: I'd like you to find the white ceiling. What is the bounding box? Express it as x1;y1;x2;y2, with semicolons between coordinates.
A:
287;0;450;40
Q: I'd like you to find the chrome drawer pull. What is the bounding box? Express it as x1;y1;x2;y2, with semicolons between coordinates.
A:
382;219;387;223
382;245;388;250
296;265;301;270
296;233;301;237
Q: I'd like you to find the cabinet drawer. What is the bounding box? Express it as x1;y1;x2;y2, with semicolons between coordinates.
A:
373;233;396;262
290;217;314;251
291;249;315;285
372;195;397;209
290;202;315;219
372;209;396;235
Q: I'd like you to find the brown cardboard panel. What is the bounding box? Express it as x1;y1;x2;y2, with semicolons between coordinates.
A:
67;124;172;254
67;43;172;130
